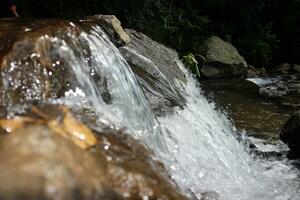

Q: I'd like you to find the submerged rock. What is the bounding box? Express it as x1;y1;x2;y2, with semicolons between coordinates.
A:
280;111;300;159
200;36;247;78
119;29;186;115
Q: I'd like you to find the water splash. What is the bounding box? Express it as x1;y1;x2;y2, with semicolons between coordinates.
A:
153;66;300;199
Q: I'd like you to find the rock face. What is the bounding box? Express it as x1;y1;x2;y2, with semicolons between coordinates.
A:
200;36;247;78
280;111;300;159
119;29;186;115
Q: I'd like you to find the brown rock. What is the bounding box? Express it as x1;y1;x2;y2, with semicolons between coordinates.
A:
0;121;188;200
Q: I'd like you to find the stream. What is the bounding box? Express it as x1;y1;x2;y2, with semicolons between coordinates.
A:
0;18;299;200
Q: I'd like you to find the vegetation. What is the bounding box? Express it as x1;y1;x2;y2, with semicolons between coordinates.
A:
18;0;300;67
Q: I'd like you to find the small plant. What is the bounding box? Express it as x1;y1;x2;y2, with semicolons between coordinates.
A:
182;53;201;79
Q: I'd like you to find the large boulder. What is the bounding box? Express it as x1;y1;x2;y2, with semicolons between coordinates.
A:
200;36;247;78
0;112;188;200
119;29;186;115
280;111;300;159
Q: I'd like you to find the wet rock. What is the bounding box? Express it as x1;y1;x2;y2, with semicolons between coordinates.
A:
280;111;300;159
292;64;300;73
0;19;113;114
200;191;220;200
0;121;188;200
200;36;247;78
83;15;130;47
259;83;288;98
249;75;300;99
0;124;116;200
246;65;266;78
276;63;291;75
119;29;186;115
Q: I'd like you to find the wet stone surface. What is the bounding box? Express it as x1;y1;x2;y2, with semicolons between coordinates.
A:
0;106;188;200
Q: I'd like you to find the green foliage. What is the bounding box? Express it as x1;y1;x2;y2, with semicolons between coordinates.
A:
182;53;200;78
16;0;300;67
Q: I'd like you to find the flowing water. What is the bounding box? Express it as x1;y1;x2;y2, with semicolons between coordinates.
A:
1;22;299;199
156;68;300;199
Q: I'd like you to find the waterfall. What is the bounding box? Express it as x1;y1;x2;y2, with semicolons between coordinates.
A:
156;66;300;199
69;26;299;199
1;22;299;200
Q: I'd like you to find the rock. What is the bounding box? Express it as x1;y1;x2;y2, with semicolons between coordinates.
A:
83;15;131;47
246;65;266;78
276;63;291;75
119;29;186;115
200;191;220;200
280;111;300;159
249;75;300;99
292;64;300;73
259;83;288;98
0;122;188;200
200;36;247;78
0;20;80;113
0;19;114;114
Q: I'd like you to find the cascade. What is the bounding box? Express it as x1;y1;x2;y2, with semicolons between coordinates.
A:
1;21;299;200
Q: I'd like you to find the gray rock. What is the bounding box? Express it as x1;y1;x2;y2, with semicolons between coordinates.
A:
247;65;266;78
200;36;247;78
119;29;186;115
259;84;288;98
280;111;300;159
292;64;300;73
276;63;291;75
83;15;131;46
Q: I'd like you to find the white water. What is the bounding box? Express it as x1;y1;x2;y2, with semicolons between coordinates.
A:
4;23;299;199
156;67;300;199
45;25;162;143
53;25;300;200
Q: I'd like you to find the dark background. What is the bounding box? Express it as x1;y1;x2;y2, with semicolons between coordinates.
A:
16;0;300;67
